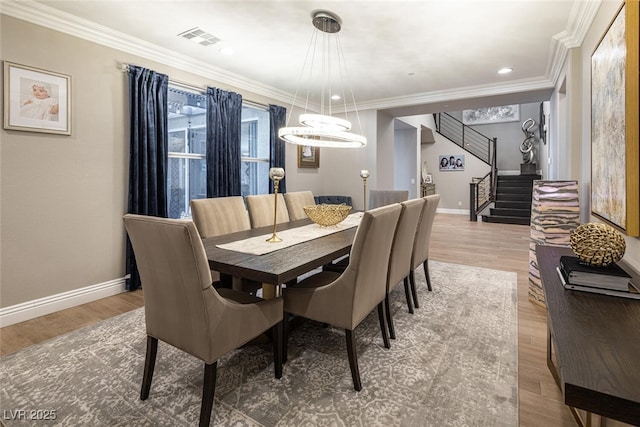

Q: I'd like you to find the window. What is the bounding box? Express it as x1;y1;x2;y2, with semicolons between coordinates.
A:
167;88;207;219
240;105;270;197
166;88;271;219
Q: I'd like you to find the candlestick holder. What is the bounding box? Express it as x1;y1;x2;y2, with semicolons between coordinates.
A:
360;169;370;211
266;167;285;243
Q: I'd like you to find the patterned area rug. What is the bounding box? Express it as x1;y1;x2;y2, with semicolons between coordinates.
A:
0;261;518;426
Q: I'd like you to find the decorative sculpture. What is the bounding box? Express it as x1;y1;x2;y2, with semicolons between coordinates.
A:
570;223;626;267
520;118;537;175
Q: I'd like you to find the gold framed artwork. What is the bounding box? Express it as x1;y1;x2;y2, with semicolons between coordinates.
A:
297;145;319;168
3;61;71;135
590;1;639;236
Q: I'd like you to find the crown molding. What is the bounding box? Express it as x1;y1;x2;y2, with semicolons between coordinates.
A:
0;0;295;107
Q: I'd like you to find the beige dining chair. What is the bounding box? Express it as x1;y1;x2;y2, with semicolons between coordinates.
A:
190;196;251;238
123;214;283;427
385;198;425;340
409;194;440;308
245;193;290;228
283;190;316;221
368;189;409;209
282;203;402;391
190;196;256;292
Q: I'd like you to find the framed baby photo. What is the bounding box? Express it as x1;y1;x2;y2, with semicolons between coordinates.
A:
3;61;71;135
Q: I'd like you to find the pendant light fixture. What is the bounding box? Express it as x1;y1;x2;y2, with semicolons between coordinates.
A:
278;11;367;148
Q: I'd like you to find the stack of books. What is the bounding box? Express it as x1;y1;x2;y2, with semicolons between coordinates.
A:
557;255;639;299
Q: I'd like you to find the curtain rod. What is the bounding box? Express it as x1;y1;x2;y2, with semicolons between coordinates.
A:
120;63;269;109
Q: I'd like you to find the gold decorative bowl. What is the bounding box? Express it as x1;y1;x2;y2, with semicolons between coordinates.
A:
570;222;626;267
304;204;352;227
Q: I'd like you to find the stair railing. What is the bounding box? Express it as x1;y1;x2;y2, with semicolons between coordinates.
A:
469;137;498;221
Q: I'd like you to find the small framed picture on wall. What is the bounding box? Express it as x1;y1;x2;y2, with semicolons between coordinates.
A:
439;155;465;171
298;145;319;168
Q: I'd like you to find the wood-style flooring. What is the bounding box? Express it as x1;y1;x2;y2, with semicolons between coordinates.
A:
0;214;578;426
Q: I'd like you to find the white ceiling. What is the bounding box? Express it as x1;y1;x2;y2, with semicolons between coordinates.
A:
3;0;601;116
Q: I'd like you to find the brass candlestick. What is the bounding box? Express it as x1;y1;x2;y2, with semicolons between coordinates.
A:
266;167;285;243
360;169;370;211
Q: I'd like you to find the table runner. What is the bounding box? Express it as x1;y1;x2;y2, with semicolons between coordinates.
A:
216;212;363;255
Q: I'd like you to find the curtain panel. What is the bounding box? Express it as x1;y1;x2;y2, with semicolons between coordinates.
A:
206;87;243;198
269;104;287;193
126;65;169;291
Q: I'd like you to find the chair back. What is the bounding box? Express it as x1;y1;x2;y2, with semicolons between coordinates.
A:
123;214;221;360
369;190;409;209
387;198;426;291
314;195;353;206
345;204;402;325
245;193;290;228
411;194;440;269
284;191;316;221
190;196;251;238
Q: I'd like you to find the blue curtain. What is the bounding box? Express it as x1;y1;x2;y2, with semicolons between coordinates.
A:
125;65;169;291
269;104;287;193
206;87;243;197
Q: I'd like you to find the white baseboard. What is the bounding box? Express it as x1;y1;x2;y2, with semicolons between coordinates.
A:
0;278;128;327
437;208;469;215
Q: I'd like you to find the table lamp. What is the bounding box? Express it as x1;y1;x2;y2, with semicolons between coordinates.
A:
360;169;370;211
266;167;285;243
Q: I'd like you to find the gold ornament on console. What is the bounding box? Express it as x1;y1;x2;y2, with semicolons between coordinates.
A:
570;223;626;267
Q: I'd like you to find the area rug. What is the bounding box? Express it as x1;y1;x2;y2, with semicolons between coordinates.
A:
0;261;518;426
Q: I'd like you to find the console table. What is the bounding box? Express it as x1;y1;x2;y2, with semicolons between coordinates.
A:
537;245;640;426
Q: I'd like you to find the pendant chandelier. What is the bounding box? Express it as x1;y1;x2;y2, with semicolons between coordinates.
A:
278;11;367;148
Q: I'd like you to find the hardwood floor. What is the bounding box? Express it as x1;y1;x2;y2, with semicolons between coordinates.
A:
0;214;577;425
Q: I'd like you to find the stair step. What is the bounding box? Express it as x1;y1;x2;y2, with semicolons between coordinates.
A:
497;186;532;194
497;174;541;182
496;193;532;201
482;215;530;225
490;208;530;217
495;201;531;209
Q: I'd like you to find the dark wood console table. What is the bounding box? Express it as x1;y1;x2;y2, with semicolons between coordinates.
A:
537;245;640;426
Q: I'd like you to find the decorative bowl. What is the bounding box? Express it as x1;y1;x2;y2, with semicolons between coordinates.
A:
570;222;626;267
304;204;352;227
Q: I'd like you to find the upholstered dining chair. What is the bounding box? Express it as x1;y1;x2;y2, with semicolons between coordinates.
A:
409;194;440;308
283;190;316;221
245;193;290;228
282;203;402;391
368;189;409;209
190;196;251;238
385;198;425;340
123;214;283;427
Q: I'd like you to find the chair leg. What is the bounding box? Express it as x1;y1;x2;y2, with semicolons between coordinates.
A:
385;294;396;340
345;329;362;391
377;302;390;349
423;260;432;291
199;362;217;427
283;313;289;364
403;277;414;314
272;321;283;379
140;336;158;400
409;270;420;309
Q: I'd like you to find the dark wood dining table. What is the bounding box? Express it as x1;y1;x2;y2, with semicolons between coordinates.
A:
202;218;357;292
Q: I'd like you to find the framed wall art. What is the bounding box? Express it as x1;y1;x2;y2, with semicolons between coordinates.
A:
3;61;71;135
297;145;319;168
462;104;519;125
439;154;465;171
590;1;639;236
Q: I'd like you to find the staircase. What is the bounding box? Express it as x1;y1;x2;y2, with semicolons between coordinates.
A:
482;175;540;225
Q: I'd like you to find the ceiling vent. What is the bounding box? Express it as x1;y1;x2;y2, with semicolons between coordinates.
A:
178;27;221;46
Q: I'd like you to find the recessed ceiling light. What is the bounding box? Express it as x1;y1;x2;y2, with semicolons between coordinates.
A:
331;94;341;101
219;46;234;55
498;67;513;74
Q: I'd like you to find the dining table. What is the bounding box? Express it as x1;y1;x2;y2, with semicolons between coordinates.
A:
201;216;360;296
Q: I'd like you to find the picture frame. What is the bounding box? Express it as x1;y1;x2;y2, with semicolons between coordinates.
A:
590;1;639;236
424;174;433;184
3;61;71;135
439;154;465;171
297;145;319;168
462;104;519;125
